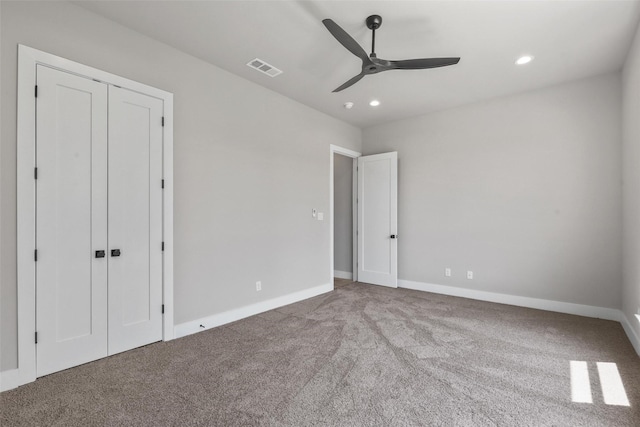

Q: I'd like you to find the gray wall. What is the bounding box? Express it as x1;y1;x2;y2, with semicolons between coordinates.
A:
623;22;640;342
363;73;622;308
0;1;361;371
333;154;352;274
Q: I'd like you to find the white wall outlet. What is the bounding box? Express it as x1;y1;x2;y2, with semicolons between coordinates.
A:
256;281;262;291
312;208;317;218
317;212;324;221
467;271;473;280
445;268;451;277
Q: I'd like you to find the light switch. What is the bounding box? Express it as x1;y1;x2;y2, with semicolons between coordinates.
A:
317;212;324;221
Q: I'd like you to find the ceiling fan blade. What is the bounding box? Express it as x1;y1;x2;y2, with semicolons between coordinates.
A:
390;57;460;70
332;73;365;92
322;19;370;63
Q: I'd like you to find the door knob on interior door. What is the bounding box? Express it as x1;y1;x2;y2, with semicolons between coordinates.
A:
390;235;397;239
111;249;121;257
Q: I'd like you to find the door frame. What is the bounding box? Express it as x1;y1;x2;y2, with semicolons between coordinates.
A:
13;45;174;389
329;145;361;287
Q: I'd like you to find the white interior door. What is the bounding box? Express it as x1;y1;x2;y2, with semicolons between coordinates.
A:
357;152;398;288
107;86;163;355
36;65;109;376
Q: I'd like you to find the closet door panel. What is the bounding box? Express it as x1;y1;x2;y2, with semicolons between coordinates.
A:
108;86;163;355
35;65;108;376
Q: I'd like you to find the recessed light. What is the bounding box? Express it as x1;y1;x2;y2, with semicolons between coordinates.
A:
344;102;354;109
516;55;534;65
369;100;380;107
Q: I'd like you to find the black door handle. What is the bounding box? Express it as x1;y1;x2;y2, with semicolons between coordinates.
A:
95;250;105;258
390;235;397;239
111;249;121;257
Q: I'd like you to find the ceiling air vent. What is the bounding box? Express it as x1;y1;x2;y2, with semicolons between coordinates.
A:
247;58;283;77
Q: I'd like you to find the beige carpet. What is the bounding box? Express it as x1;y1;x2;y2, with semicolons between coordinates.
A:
334;277;354;288
2;282;639;426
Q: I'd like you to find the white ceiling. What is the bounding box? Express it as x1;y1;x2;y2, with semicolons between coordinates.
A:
76;0;640;128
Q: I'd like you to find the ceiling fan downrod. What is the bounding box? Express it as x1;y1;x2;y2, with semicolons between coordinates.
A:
366;15;382;58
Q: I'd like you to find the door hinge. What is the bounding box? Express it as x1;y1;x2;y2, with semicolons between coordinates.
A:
35;332;38;344
161;241;165;251
162;117;165;127
35;85;38;98
162;304;165;314
161;179;165;189
34;249;38;262
34;167;38;179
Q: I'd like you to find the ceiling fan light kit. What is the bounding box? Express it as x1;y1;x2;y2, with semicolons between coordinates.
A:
322;14;461;92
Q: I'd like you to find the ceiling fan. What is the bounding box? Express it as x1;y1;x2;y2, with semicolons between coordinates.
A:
322;15;460;92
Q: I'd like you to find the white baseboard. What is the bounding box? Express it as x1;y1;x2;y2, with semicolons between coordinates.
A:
398;279;640;357
620;312;640;356
175;283;333;339
334;270;353;280
398;280;621;321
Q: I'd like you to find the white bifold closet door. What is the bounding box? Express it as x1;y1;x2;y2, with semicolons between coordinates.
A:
36;66;163;376
36;66;109;376
107;86;163;356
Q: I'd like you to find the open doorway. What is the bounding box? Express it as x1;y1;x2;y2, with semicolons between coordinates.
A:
334;152;354;288
330;145;360;289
